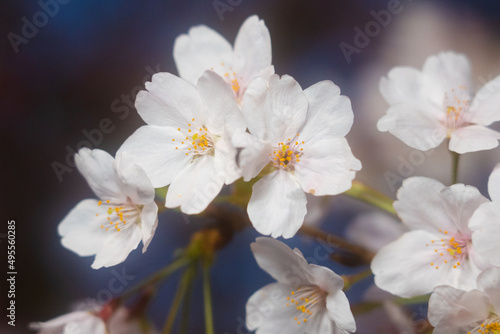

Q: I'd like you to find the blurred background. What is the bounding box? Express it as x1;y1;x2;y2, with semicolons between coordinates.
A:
3;0;500;332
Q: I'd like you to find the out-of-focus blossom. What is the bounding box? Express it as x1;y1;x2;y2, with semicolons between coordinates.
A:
378;51;500;154
118;71;245;214
246;237;356;333
471;163;500;267
428;267;500;334
174;15;274;105
58;148;158;269
30;303;159;334
236;74;361;238
371;177;491;297
345;212;408;252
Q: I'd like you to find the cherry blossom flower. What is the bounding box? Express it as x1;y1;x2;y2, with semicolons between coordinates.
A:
30;310;106;334
428;267;500;334
58;148;158;269
470;163;500;267
30;303;159;334
117;70;245;214
371;177;491;298
235;74;361;238
174;15;274;105
378;51;500;153
246;237;356;334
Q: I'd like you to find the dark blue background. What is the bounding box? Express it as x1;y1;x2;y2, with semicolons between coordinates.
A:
3;0;500;333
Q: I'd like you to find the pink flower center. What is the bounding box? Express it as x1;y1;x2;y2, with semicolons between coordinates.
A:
426;229;469;270
443;85;471;136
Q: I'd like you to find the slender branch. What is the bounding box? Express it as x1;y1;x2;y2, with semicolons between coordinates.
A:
202;261;214;334
344;181;396;215
342;268;373;291
163;263;197;334
451;150;460;185
299;224;375;264
179;265;197;334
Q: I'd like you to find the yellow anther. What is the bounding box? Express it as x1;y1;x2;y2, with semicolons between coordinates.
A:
98;201;102;206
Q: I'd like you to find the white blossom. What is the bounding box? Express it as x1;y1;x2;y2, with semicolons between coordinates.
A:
246;237;356;334
58;148;158;269
235;74;361;238
378;51;500;153
174;15;273;105
117;70;245;214
371;177;491;297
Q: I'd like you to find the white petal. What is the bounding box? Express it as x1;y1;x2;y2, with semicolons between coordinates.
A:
29;311;94;331
114;151;155;205
250;237;310;285
75;148;126;202
58;199;111;257
377;103;446;151
117;125;191;187
380;66;439;108
246;283;293;332
477;267;500;313
470;202;500;266
488;163;500;202
64;316;107;334
302;80;354;139
165;155;225;214
140;202;158;253
326;291;356;333
173;25;232;85
213;137;241;185
307;264;344;293
244;74;308;143
233;15;272;90
294;138;361;196
394;177;455;233
449;125;500;154
197;70;244;135
428;285;489;332
232;131;272;181
248;171;307;239
136;73;203;128
469;75;500;126
422;52;472;96
371;230;478;297
91;224;142;269
438;183;489;234
345;212;408;252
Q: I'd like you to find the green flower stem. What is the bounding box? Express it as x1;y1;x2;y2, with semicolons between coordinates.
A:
163;262;197;334
120;256;191;302
344;181;396;215
394;293;430;306
179;264;197;334
451;150;460;185
342;268;373;291
203;261;214;334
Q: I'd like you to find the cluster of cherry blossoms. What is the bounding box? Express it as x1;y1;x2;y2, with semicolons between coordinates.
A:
33;15;500;334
